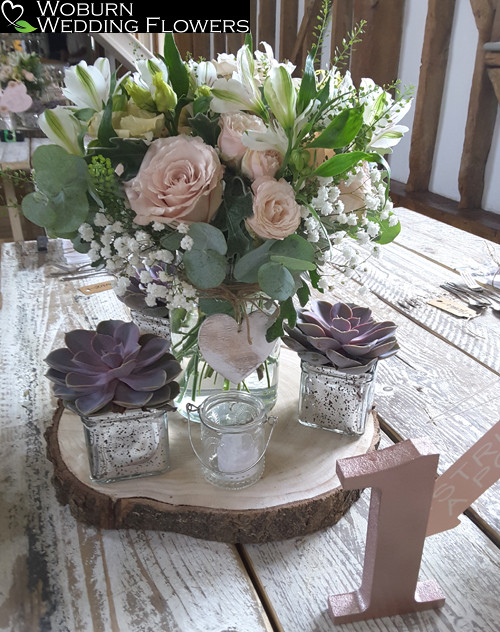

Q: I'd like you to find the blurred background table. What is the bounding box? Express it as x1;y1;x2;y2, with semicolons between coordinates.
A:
0;208;498;631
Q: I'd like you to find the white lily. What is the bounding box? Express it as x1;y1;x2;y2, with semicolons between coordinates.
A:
263;65;297;131
62;57;111;111
38;106;84;155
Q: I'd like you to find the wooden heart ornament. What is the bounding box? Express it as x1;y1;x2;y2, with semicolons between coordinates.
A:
198;312;277;384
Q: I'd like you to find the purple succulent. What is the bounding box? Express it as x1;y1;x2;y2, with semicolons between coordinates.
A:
283;300;398;374
116;264;172;318
45;320;181;416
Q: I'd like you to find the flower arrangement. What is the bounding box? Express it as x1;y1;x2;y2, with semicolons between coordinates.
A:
22;6;411;347
0;50;48;99
282;299;399;374
44;319;181;416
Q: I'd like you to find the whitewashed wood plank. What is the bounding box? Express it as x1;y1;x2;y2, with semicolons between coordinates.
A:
0;241;272;632
395;207;500;274
322;276;500;536
243;437;500;632
0;139;30;170
357;241;500;374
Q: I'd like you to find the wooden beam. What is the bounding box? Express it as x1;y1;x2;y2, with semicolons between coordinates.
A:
191;34;211;60
258;0;277;53
329;0;354;68
458;0;499;209
406;0;456;193
350;0;405;87
290;0;322;67
280;0;299;62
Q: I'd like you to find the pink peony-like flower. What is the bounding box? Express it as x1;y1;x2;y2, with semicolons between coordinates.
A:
247;176;301;240
241;148;283;180
217;112;266;165
125;135;225;227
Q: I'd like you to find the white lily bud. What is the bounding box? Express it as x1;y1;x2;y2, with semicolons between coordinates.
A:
62;57;111;111
264;66;297;131
38;107;84;156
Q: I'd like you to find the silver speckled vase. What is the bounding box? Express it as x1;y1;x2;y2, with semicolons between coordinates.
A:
130;310;171;349
298;361;377;435
81;409;169;483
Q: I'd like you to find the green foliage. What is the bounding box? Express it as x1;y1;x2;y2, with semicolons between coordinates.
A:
21;145;90;238
183;223;228;289
162;33;190;98
87;137;149;180
307;107;364;149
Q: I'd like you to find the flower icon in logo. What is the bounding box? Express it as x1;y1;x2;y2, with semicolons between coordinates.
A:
1;1;37;32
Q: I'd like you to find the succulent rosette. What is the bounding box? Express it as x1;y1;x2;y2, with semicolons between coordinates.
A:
283;300;398;374
45;320;181;415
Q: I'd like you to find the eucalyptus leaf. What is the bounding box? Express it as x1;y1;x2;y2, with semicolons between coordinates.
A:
188;223;227;255
199;298;234;317
258;261;295;301
183;248;227;289
269;234;315;263
233;239;276;283
269;255;316;271
160;231;182;251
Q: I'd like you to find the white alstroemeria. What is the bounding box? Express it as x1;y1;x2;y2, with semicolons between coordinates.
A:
212;52;237;78
254;42;295;83
360;78;412;152
189;60;217;87
210;45;266;118
242;118;289;154
135;57;169;90
38;106;84;155
62;57;111;111
264;65;297;131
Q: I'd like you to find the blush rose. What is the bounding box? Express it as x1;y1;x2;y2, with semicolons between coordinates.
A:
217;112;266;165
241;148;283;180
125;135;224;227
246;176;301;240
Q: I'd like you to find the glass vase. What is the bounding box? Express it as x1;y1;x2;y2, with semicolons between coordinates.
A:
298;361;378;435
81;408;170;483
172;308;280;419
187;392;277;489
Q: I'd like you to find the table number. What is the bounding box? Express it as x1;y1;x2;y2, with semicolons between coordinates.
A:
329;421;500;624
328;439;445;624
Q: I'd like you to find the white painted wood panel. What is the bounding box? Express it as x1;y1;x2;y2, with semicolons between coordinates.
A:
0;240;272;632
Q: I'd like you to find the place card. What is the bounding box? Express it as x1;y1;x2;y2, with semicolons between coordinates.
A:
427;297;478;318
78;281;113;295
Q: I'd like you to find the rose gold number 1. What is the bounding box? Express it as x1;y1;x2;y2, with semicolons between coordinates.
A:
329;439;446;624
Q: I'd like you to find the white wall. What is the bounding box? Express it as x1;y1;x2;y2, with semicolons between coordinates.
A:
390;0;500;214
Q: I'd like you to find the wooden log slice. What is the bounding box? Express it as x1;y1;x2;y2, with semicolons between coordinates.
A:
45;349;380;543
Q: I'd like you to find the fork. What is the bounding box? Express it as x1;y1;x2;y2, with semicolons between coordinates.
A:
459;269;483;291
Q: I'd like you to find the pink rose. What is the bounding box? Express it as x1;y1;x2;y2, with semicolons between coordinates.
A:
247;177;301;240
241;149;283;180
217;112;266;165
125;135;224;227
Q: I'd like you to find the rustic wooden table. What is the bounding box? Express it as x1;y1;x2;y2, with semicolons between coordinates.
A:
0;208;499;631
0;137;50;242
